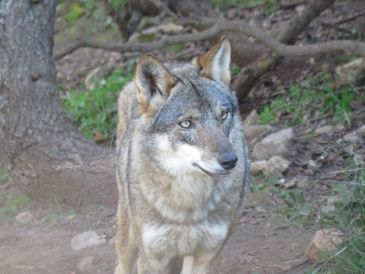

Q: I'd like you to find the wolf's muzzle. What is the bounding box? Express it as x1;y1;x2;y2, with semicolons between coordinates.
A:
218;152;238;170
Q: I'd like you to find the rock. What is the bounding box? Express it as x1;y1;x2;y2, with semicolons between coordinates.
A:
305;229;343;262
335;57;365;86
251;156;290;177
252;128;293;160
343;132;359;143
343;125;365;143
265;156;290;178
158;22;183;33
327;196;341;206
71;231;106;251
15;211;35;225
77;256;94;273
284;178;297;189
245;125;273;146
315;125;335;135
321;205;336;214
84;66;113;90
243;109;259;129
251;160;268;175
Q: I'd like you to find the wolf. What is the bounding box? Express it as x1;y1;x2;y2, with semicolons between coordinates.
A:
115;38;250;274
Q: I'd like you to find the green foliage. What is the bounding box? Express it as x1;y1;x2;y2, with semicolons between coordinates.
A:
138;33;156;43
0;193;29;217
262;182;315;227
65;2;85;24
315;155;365;272
62;69;133;141
43;208;76;224
258;105;276;124
258;74;359;127
108;0;127;11
166;43;185;54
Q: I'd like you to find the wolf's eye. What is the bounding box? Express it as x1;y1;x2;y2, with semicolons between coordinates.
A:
179;120;191;128
221;111;229;120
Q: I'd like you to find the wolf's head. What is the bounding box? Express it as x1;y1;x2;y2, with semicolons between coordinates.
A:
135;39;241;177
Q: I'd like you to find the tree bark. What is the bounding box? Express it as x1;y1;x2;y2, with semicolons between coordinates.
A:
0;0;116;209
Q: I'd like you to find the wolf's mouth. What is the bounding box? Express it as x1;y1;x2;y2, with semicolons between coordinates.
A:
193;163;231;176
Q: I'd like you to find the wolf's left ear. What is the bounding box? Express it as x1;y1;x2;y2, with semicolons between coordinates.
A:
135;54;176;107
193;38;231;85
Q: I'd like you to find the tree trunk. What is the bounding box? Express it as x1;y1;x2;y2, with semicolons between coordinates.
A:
0;0;116;210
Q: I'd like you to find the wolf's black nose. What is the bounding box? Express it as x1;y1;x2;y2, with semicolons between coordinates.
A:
218;152;238;170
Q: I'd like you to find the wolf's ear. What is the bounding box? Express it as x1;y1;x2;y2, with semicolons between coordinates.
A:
135;54;176;107
193;38;231;85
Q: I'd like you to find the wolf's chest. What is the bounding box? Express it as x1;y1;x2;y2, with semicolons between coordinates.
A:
142;221;229;256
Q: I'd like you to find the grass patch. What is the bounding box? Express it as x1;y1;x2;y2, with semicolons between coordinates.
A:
258;73;361;127
0;193;29;217
43;208;76;224
62;69;133;141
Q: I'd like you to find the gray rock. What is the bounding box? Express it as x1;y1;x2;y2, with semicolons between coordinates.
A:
315;125;335;135
251;156;290;178
265;156;291;178
71;231;106;251
15;211;35;225
343;125;365;143
252;128;293;160
245;125;273;146
335;57;365;86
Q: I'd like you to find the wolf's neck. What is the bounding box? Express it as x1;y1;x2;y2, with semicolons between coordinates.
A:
139;168;232;224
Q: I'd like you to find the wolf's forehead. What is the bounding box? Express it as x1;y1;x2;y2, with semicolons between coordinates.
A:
171;76;233;110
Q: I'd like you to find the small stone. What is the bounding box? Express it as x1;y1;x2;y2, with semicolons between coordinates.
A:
245;125;273;146
284;178;297;189
321;205;336;214
158;22;183;33
327;196;341;206
253;128;293;160
305;229;343;262
251;160;267;175
335;57;365;86
15;211;35;225
77;256;94;273
71;231;106;251
315;125;335;135
265;156;291;178
343;125;365;143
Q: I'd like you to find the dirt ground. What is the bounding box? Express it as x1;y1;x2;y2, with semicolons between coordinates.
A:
0;188;313;274
1;1;365;273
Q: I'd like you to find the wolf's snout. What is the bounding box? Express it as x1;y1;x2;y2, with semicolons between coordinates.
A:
218;152;238;170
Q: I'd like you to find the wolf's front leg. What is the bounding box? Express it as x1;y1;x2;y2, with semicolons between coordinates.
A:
137;253;174;274
189;252;217;274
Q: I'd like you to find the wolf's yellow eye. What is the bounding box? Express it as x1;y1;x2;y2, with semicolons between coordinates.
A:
221;111;228;120
179;121;191;128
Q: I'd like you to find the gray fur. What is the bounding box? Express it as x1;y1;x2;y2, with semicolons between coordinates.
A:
115;41;250;274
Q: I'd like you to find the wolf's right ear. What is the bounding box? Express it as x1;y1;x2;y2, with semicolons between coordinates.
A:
135;55;176;108
193;38;231;86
